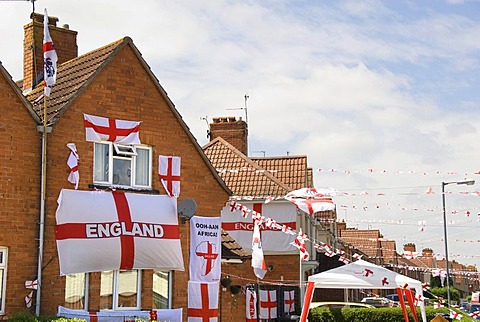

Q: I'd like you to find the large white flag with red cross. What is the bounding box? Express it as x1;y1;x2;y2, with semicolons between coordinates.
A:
187;281;219;322
55;189;184;275
159;155;181;197
83;113;141;145
221;201;297;254
284;290;295;313
259;289;277;319
189;216;221;282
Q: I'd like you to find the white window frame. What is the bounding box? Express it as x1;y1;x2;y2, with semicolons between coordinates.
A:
0;247;7;315
101;270;142;311
64;273;89;310
152;271;172;309
93;142;152;189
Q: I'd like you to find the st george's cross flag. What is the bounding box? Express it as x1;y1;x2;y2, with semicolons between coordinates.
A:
66;143;79;189
284;290;295;313
221;201;297;253
246;288;258;322
188;281;219;322
259;289;277;319
43;9;57;96
55;189;184;275
159;155;181;197
84;113;141;145
190;216;221;282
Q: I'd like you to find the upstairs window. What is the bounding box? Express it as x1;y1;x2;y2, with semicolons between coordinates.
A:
94;142;152;188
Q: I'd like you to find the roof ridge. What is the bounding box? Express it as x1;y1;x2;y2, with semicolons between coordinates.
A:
203;137;293;195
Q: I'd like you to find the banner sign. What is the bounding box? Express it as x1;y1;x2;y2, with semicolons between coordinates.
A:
55;189;184;275
221;201;297;253
190;216;221;282
58;306;182;322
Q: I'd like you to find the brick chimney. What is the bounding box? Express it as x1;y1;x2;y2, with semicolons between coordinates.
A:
23;12;78;92
422;248;433;257
209;116;248;156
336;220;346;234
403;243;416;253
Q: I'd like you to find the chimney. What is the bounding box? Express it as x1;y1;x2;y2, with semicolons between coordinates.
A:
23;12;78;92
403;243;416;253
422;248;433;257
336;220;346;234
209;116;248;156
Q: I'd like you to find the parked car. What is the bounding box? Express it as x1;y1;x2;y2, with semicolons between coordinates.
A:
361;297;399;307
469;303;480;320
309;302;376;309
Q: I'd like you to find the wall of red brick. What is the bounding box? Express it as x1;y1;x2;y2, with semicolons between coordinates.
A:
0;73;41;315
36;43;231;318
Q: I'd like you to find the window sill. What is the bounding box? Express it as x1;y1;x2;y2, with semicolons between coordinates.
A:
88;184;160;195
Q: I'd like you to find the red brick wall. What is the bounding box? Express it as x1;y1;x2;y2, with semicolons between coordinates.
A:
35;43;231;319
0;73;41;315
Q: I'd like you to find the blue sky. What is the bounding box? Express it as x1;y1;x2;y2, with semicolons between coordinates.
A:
1;0;480;268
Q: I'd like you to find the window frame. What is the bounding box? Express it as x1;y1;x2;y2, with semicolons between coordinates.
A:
0;247;7;315
64;273;89;310
93;142;152;189
100;270;142;311
152;271;172;309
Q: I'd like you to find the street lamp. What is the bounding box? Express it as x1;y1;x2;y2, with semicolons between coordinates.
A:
442;179;475;307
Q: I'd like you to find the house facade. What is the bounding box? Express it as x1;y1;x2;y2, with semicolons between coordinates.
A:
1;13;235;320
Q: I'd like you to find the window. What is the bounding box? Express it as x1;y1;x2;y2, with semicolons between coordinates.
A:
64;273;88;310
94;142;152;188
0;248;7;315
100;270;141;310
153;271;171;309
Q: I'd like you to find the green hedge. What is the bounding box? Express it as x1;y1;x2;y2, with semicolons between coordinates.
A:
309;305;471;322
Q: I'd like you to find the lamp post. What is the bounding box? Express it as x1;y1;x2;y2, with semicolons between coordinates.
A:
442;179;475;307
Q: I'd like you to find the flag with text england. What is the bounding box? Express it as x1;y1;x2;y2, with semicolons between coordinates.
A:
221;201;297;254
55;189;184;275
189;216;221;282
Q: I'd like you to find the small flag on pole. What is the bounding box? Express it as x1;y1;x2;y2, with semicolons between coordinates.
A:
43;9;58;96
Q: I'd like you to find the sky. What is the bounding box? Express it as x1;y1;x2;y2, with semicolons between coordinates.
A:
1;0;480;270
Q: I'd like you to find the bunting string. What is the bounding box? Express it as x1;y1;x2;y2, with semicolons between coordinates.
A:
227;199;480;282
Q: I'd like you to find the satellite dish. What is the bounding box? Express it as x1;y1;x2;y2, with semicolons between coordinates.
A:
178;198;197;220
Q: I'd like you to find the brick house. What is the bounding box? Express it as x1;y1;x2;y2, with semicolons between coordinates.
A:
203;116;341;318
0;12;242;319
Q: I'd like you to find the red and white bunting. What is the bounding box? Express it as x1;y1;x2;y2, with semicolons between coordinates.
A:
43;9;57;96
83;113;141;145
66;143;79;189
449;309;461;320
190;216;221;282
291;229;309;261
159;155;181;197
55;189;184;275
187;281;218;322
259;289;277;319
284;290;295;313
252;222;267;279
246;288;257;321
